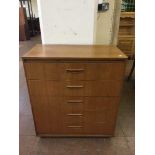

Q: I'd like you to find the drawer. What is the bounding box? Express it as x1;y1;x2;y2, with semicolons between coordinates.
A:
46;81;123;97
118;39;134;51
83;111;115;135
84;98;119;124
120;18;134;26
62;125;84;134
28;80;46;96
44;63;85;80
63;115;84;125
85;81;122;96
85;62;125;80
24;62;44;79
44;63;63;80
84;97;119;111
64;81;85;96
62;63;85;80
46;81;63;96
119;26;134;35
62;115;84;134
63;97;84;114
25;62;125;81
30;96;62;134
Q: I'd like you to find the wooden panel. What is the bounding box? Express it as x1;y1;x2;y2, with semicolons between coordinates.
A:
45;81;122;97
62;125;84;134
24;62;43;79
83;97;119;134
48;97;63;133
44;63;63;80
30;96;63;134
63;63;85;81
119;26;134;35
23;45;126;137
63;97;84;114
64;81;85;96
118;37;134;56
85;62;125;80
119;17;134;26
28;80;46;96
118;12;135;58
25;62;125;81
85;81;123;97
84;97;119;112
30;96;50;134
46;81;63;96
22;44;127;60
64;115;84;125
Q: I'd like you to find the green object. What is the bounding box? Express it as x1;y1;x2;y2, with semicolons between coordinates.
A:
121;0;135;12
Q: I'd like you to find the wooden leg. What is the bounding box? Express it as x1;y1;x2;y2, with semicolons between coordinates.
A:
128;60;135;80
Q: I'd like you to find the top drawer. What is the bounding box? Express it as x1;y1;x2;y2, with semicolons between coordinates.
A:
24;61;125;80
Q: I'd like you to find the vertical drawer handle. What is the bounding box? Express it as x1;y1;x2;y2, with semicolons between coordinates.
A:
66;85;83;88
67;126;83;128
67;100;83;103
67;114;83;116
66;69;84;72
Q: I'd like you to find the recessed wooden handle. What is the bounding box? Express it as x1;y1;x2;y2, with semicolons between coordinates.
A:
66;69;84;72
66;85;83;88
67;114;83;116
67;126;83;128
67;100;83;103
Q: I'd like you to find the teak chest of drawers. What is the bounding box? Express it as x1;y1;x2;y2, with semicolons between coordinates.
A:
22;44;127;137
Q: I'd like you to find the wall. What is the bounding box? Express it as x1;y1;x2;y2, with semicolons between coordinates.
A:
95;0;116;45
31;0;38;17
111;0;122;45
37;0;97;44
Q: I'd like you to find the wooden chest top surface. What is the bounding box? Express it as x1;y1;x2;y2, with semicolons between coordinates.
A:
22;44;127;60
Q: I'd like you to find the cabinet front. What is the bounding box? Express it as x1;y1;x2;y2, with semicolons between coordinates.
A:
24;60;125;136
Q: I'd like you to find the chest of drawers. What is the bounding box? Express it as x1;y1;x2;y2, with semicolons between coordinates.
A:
22;44;127;137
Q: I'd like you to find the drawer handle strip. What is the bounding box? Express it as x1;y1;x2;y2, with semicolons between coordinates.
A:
66;69;84;72
67;100;83;103
67;114;83;116
66;85;83;88
67;126;83;128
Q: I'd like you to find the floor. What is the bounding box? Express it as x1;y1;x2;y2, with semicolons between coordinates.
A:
19;35;135;155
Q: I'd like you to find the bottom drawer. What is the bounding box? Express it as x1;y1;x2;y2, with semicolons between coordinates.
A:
31;96;120;136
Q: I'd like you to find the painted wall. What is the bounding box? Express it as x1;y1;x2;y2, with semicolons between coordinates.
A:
37;0;97;44
31;0;38;17
95;0;115;45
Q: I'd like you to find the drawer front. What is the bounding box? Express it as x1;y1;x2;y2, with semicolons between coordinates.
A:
84;97;119;112
85;62;125;80
85;81;122;97
30;96;63;134
24;62;44;79
28;80;46;96
63;63;85;81
44;63;63;80
25;62;125;81
119;26;134;35
62;124;84;134
120;18;134;26
25;60;124;136
46;81;63;96
83;97;119;134
64;81;85;96
45;81;122;97
63;97;84;114
118;39;134;52
29;95;120;135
